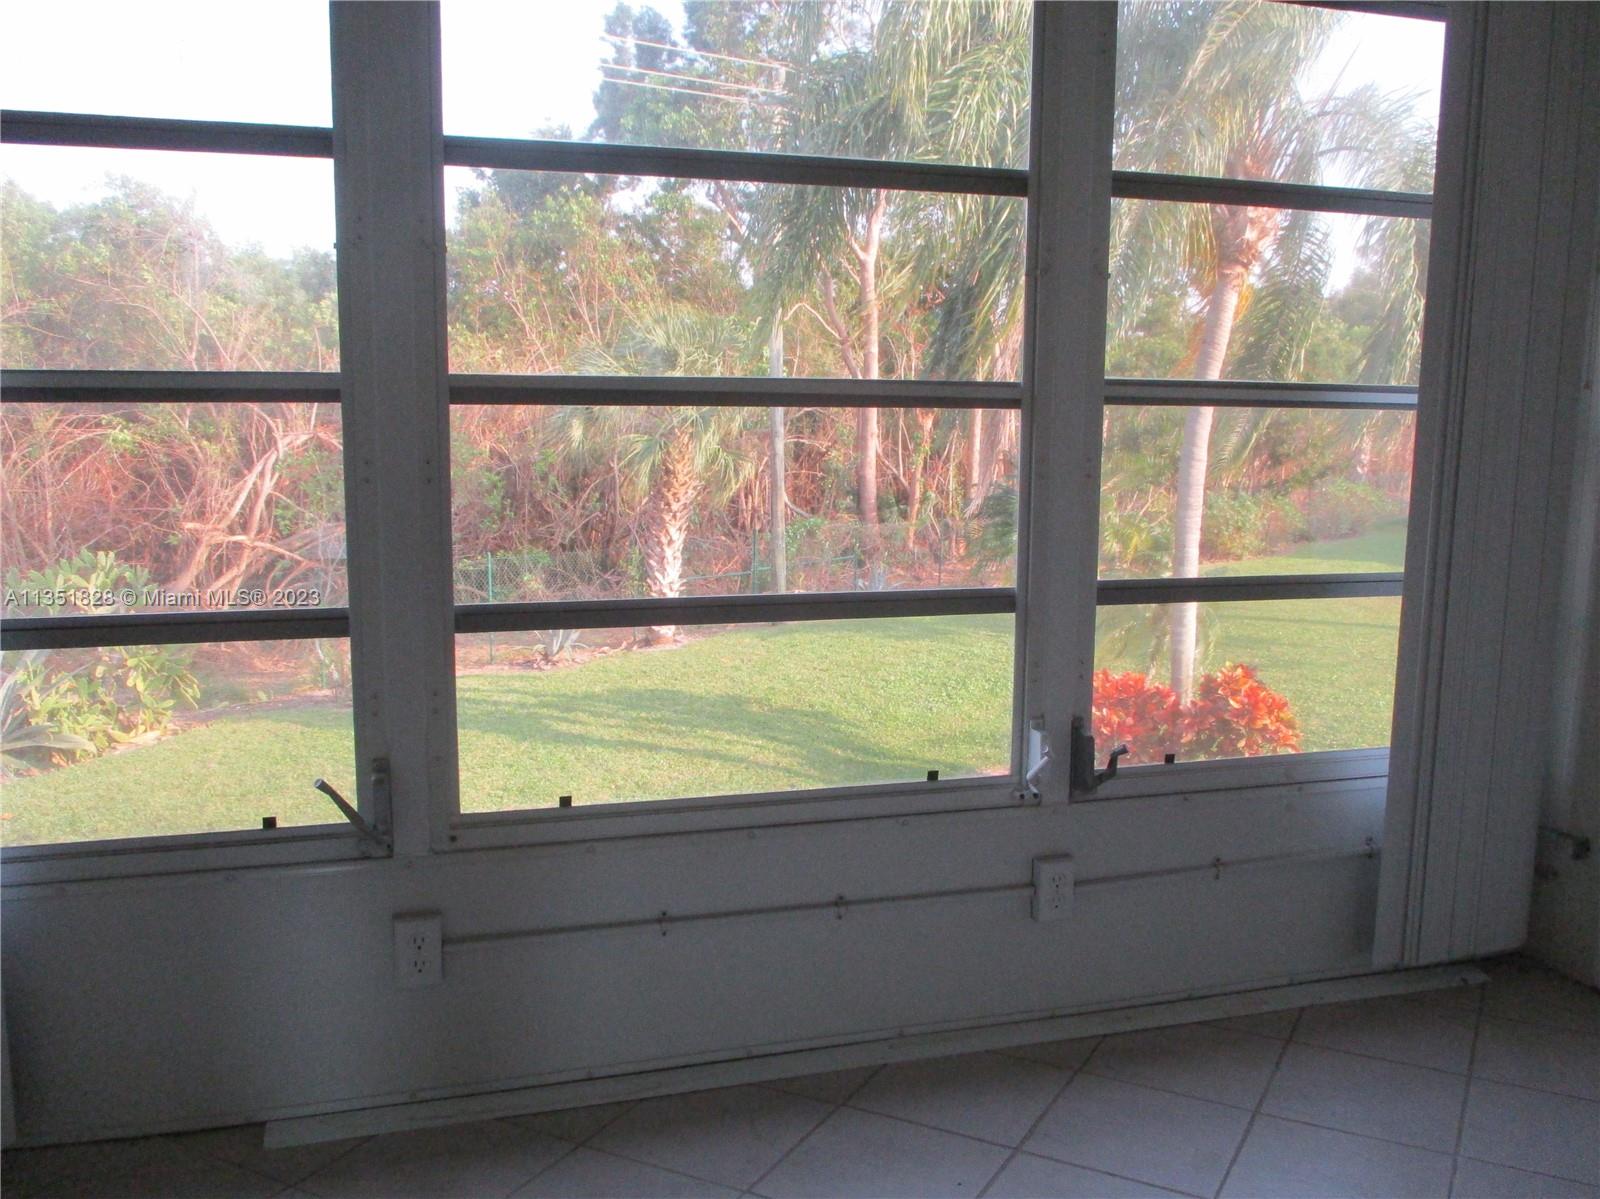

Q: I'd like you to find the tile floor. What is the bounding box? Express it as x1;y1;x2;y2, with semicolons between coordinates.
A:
3;957;1596;1199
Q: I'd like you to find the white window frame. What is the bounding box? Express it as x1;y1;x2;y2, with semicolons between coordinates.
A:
0;0;1443;879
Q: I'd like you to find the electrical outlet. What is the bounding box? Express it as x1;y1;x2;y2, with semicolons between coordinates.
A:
393;912;442;987
1032;854;1074;922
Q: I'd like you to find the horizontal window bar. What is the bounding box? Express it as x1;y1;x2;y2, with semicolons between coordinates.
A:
1112;170;1431;220
0;369;341;404
1096;573;1404;605
1104;379;1418;411
2;113;1434;225
444;135;1029;198
3;370;1017;410
1;608;349;650
0;109;334;158
448;375;1022;410
3;371;1418;414
454;588;1015;635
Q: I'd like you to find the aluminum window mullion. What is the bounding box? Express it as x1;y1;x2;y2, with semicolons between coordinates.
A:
0;109;334;158
1018;2;1119;803
1112;169;1432;220
443;134;1028;197
1105;378;1418;411
455;589;1015;636
0;609;350;651
1096;574;1404;606
448;374;1021;410
1;369;341;404
3;371;1420;413
331;1;459;854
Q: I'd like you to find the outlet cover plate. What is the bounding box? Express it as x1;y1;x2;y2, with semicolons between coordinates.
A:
394;912;443;988
1032;854;1075;922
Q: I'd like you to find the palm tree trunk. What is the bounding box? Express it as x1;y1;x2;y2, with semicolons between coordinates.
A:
1169;209;1258;701
965;408;985;514
855;192;887;551
642;427;699;643
768;311;787;594
905;408;935;551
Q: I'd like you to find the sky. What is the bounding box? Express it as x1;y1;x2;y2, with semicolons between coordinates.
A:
1;0;1443;276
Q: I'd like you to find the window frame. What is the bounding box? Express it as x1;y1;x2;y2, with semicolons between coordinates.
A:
0;0;1446;877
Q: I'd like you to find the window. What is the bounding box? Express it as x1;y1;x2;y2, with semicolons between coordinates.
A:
1091;0;1440;768
439;2;1031;820
1;1;1447;864
1;16;354;851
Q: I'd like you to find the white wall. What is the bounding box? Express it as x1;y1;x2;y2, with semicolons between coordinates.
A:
2;783;1385;1143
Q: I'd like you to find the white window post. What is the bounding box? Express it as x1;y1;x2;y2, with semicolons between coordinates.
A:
331;0;460;854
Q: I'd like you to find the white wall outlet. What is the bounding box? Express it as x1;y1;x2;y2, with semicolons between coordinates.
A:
393;912;443;988
1032;855;1075;922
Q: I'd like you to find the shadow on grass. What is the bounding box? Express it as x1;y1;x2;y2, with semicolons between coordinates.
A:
453;683;979;787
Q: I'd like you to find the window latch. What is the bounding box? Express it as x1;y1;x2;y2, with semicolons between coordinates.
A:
314;773;391;853
1022;717;1052;801
1069;715;1128;796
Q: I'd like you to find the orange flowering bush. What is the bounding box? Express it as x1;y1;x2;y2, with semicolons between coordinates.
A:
1181;663;1302;758
1091;669;1180;763
1092;664;1301;763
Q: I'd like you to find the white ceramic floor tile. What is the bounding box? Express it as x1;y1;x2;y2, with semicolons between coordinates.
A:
591;1085;830;1191
511;1146;742;1197
996;1037;1100;1071
1473;1018;1600;1100
1294;993;1477;1073
850;1051;1067;1146
1481;962;1600;1035
505;1102;635;1146
1084;1023;1282;1109
1262;1042;1467;1151
166;1124;368;1187
983;1153;1187;1198
1426;982;1489;1013
1024;1073;1250;1197
1208;1009;1300;1040
754;1107;1008;1199
297;1119;569;1199
1;1136;283;1199
763;1066;878;1105
1452;1157;1600;1198
1459;1079;1600;1186
1218;1115;1454;1199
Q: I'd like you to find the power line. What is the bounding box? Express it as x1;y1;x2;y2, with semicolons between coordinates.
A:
600;31;794;73
597;72;781;108
601;61;779;98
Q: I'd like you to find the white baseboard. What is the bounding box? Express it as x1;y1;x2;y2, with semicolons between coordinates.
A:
264;961;1486;1148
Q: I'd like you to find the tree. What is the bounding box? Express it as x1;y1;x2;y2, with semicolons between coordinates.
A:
750;0;1031;542
1111;0;1434;699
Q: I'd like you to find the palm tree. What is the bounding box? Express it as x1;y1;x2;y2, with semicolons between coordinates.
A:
752;0;1032;547
1111;0;1435;700
567;306;755;642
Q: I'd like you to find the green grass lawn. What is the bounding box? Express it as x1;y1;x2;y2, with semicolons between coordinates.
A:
1097;520;1406;753
1;523;1407;846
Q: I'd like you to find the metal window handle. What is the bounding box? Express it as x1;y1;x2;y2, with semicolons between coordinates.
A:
1069;716;1128;795
314;776;390;852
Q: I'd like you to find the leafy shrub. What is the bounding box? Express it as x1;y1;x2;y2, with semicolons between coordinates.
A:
1202;491;1269;560
1092;669;1179;761
1;553;200;772
1261;493;1309;547
4;644;200;771
1099;503;1171;575
1304;478;1398;540
1092;664;1301;764
1182;664;1302;758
